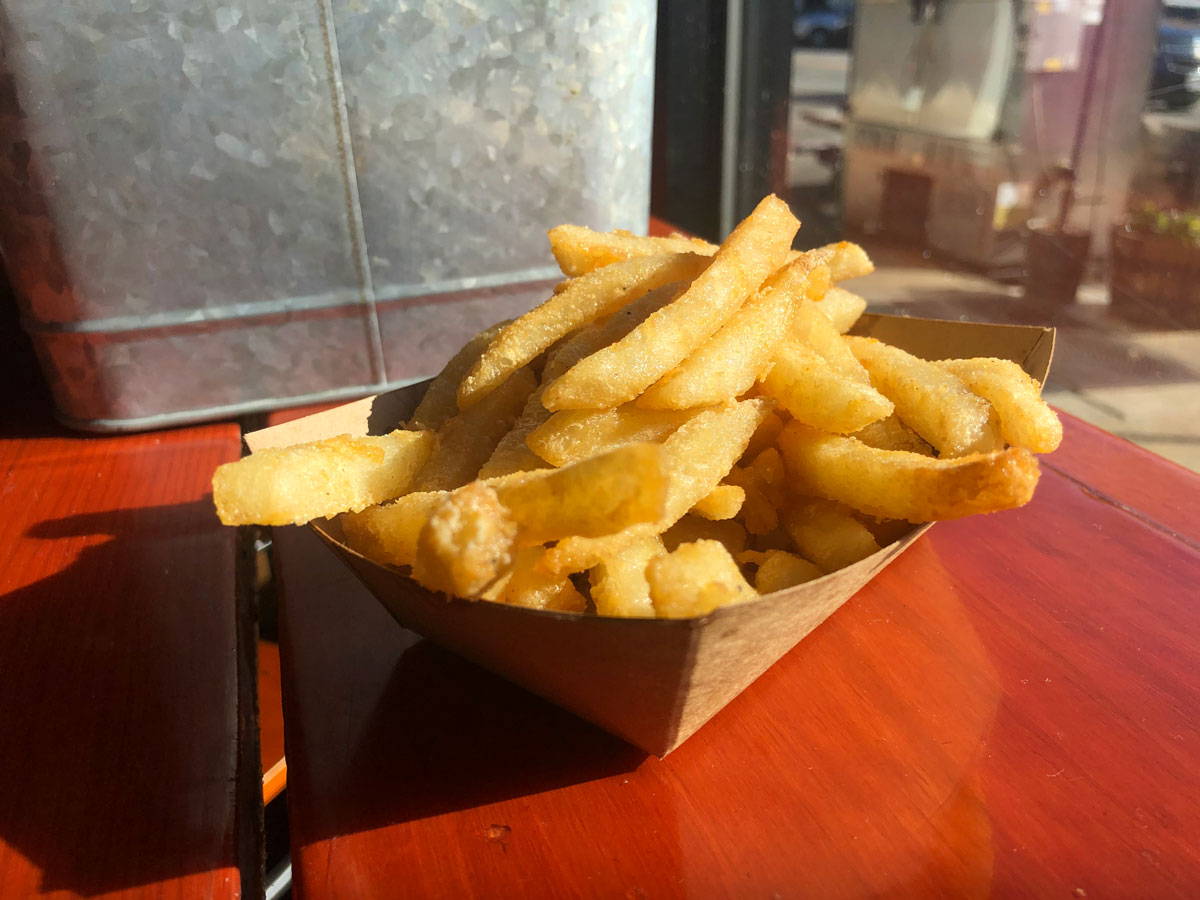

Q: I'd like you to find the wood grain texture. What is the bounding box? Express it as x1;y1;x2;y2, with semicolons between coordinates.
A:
1047;414;1200;546
272;438;1200;897
0;424;246;898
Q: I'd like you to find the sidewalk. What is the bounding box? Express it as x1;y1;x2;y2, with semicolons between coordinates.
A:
850;244;1200;473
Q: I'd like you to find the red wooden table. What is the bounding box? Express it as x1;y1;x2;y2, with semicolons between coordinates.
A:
0;415;255;898
267;407;1200;896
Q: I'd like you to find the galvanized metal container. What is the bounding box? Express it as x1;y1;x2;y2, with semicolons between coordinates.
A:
0;0;655;430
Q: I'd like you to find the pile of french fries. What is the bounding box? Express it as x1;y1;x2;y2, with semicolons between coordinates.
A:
213;195;1061;618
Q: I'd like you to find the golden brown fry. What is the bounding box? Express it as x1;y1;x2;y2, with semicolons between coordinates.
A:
213;430;436;526
411;482;517;597
477;385;554;479
496;547;588;613
814;286;868;333
728;448;784;536
782;498;882;572
845;336;1000;457
742;409;785;459
548;226;714;277
779;421;1041;523
636;255;824;409
753;550;824;594
648;540;757;618
822;241;874;281
690;484;745;521
790;301;871;383
543;399;768;574
542;196;799;410
458;254;707;409
409;321;509;430
852;413;935;456
938;357;1063;453
758;338;893;434
494;442;668;546
551;227;873;285
662;516;749;556
589;534;665;618
527;404;701;467
339;491;444;567
411;367;537;492
539;282;681;384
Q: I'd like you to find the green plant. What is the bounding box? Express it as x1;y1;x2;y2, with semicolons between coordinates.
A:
1126;201;1200;247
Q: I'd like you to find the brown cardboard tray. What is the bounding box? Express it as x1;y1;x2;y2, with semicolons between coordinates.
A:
245;313;1055;757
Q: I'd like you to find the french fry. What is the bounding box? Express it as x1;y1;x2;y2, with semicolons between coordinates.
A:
548;226;713;277
758;338;893;434
213;430;436;526
790;300;871;383
411;366;537;491
690;484;745;521
458;254;708;409
412;482;518;597
543;399;769;574
494;442;668;546
409;321;509;430
340;491;444;567
550;226;873;284
636;255;826;409
742;409;785;459
938;358;1063;453
477;385;554;479
845;336;1001;457
648;540;757;618
822;241;874;281
495;548;588;613
589;534;665;618
542;196;799;410
662;516;749;556
781;498;882;572
779;422;1041;523
852;413;935;456
814;286;868;333
540;282;681;383
725;463;778;535
753;550;824;594
527;404;701;467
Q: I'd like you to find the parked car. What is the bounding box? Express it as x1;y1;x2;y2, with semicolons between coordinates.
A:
794;1;854;49
1152;12;1200;110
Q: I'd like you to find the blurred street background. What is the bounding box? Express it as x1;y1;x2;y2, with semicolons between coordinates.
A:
780;4;1200;472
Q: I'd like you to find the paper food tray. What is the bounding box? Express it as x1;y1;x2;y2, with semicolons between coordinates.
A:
245;313;1055;757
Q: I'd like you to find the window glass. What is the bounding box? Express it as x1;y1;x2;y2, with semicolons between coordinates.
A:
786;0;1200;471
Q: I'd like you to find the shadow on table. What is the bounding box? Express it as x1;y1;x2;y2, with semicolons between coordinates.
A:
297;636;647;844
0;499;239;895
271;525;645;846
